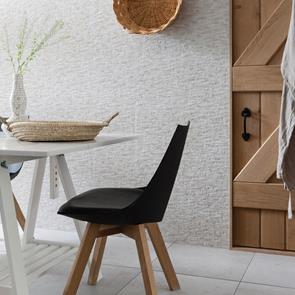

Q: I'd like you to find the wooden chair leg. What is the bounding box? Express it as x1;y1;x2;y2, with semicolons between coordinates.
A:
13;193;26;231
63;223;99;295
134;224;158;295
88;237;107;285
146;223;180;291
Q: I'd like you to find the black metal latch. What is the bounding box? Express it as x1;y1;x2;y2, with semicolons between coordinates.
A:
241;107;251;141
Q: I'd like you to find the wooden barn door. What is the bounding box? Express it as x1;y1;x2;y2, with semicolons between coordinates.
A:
231;0;295;252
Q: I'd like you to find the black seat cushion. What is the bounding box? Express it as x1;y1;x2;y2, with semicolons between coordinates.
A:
58;188;144;225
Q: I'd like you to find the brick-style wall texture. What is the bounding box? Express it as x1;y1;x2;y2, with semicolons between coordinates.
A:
0;0;230;247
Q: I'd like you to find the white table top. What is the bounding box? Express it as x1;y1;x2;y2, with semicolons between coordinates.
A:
0;134;137;157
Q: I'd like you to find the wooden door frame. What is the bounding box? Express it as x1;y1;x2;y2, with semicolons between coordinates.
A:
230;0;234;251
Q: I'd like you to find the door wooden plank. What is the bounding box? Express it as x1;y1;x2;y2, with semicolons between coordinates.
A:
233;208;260;247
232;0;261;250
269;44;285;65
260;0;282;144
268;172;282;183
233;93;260;176
261;210;285;250
261;0;283;24
232;0;261;62
232;66;283;92
261;0;285;65
234;127;278;182
235;0;291;66
261;92;281;143
233;182;289;210
260;0;285;247
286;217;295;250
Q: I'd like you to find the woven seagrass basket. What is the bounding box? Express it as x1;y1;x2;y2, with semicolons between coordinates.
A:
0;113;119;142
113;0;182;35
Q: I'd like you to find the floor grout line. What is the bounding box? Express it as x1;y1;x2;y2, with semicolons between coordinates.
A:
241;281;295;291
108;267;243;295
114;271;142;295
233;252;256;295
102;263;141;271
233;282;240;295
103;262;242;284
168;271;241;283
240;252;255;282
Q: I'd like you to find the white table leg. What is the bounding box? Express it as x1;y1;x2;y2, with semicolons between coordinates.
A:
55;155;85;240
49;157;59;200
0;165;29;295
23;158;46;244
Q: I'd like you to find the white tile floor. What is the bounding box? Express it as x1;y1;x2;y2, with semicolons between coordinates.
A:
1;236;295;295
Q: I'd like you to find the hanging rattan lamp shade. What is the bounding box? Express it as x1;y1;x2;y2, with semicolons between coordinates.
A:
113;0;182;35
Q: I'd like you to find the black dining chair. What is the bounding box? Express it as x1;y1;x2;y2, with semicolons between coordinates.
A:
58;122;190;295
0;124;25;230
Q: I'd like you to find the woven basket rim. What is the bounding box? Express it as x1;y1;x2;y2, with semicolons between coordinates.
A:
9;120;109;128
3;113;119;142
113;0;182;35
8;122;106;142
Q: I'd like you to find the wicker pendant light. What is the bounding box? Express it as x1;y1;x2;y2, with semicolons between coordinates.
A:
113;0;182;35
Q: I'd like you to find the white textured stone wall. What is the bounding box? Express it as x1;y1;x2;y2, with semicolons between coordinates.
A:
0;0;230;247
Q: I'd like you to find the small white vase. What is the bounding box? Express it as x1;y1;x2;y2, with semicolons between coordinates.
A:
2;74;29;137
7;74;29;123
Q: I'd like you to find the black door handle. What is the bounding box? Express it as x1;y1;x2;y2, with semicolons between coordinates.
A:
241;108;251;141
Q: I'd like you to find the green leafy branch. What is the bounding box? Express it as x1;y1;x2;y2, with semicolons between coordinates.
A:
1;18;69;75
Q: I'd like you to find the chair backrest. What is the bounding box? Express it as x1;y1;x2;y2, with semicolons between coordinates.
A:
128;122;190;224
